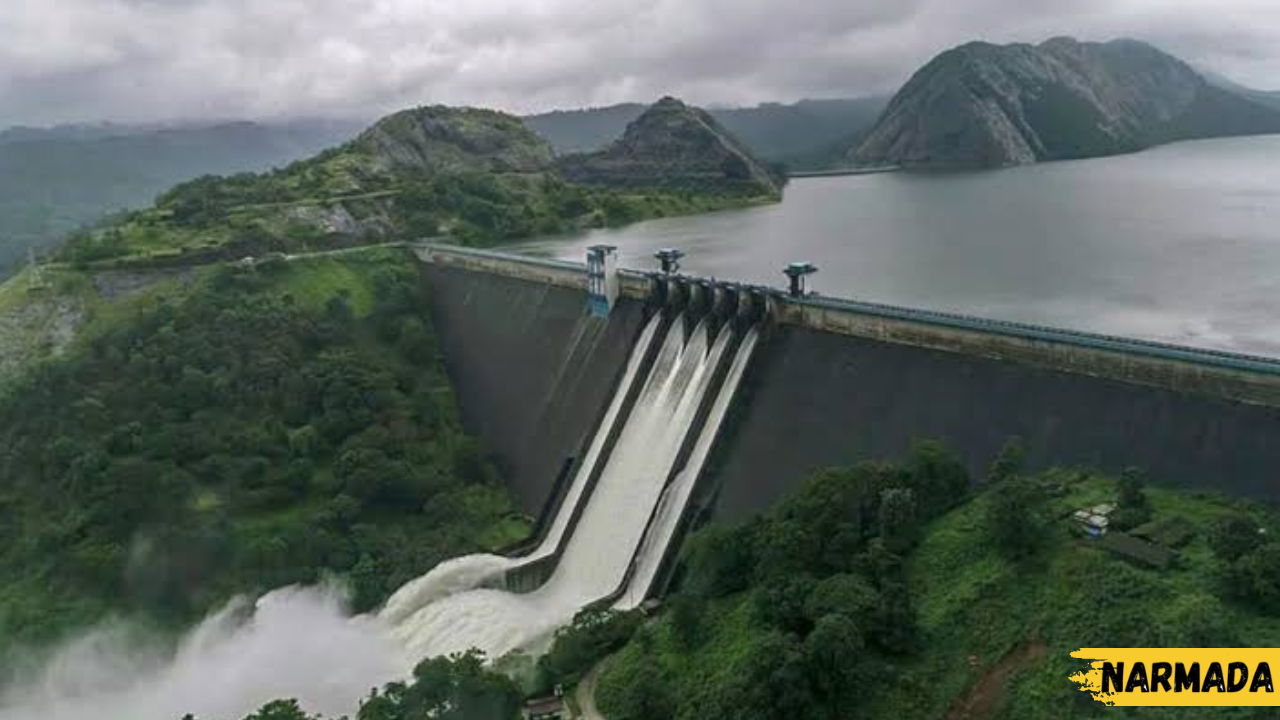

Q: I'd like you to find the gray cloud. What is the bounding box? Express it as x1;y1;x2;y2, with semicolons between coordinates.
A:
3;0;1279;126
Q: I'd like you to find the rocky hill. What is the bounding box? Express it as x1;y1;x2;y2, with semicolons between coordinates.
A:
524;97;887;169
852;37;1280;169
556;97;783;198
350;105;554;174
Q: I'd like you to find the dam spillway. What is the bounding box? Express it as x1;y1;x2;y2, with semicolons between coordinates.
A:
382;290;760;659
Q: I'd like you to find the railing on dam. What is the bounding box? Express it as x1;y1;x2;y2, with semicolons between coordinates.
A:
413;241;1280;405
791;294;1280;378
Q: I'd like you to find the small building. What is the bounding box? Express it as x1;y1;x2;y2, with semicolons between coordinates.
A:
523;695;566;720
586;245;619;317
1072;503;1115;538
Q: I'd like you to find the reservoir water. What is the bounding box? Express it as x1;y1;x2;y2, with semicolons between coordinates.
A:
516;135;1280;357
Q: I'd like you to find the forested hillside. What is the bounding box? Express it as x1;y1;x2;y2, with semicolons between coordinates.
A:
56;102;774;269
590;444;1280;720
0;250;526;656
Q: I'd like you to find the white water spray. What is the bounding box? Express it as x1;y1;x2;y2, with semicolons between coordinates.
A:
378;313;664;627
1;310;758;720
0;587;408;720
616;326;759;609
386;313;740;661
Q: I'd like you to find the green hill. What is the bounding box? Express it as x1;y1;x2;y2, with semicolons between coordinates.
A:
556;97;784;197
594;447;1280;720
524;97;887;170
57;101;775;267
0;119;363;282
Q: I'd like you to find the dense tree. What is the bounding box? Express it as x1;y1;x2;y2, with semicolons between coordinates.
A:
804;613;868;714
0;255;520;648
1111;466;1154;530
1225;542;1280;614
1210;513;1264;563
599;662;676;720
538;608;642;690
683;524;757;598
987;436;1025;485
986;477;1050;559
878;487;919;553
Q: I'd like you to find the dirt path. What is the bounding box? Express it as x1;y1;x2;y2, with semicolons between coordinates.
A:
947;639;1048;720
576;659;609;720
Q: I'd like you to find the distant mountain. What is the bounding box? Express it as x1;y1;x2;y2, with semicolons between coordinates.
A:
709;98;887;167
852;37;1280;169
522;104;649;155
1201;70;1280;112
556;97;783;198
0;118;364;279
524;97;887;169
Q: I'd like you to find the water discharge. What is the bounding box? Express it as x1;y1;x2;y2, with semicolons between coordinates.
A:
2;310;759;720
388;313;740;661
379;313;664;628
616;326;759;609
0;587;408;720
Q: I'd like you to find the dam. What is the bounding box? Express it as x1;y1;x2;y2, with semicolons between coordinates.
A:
376;241;1280;660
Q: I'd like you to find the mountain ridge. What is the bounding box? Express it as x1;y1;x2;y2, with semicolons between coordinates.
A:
555;97;783;198
852;37;1280;169
56;97;779;266
523;96;887;169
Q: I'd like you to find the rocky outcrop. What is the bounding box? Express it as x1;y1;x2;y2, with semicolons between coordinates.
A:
353;105;555;174
556;97;782;197
852;37;1280;169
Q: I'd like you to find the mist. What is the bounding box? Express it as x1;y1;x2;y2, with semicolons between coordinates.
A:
0;586;410;720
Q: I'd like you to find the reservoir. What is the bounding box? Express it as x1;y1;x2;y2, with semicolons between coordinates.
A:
515;135;1280;356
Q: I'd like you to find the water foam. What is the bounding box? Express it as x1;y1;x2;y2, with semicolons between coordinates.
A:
0;587;407;720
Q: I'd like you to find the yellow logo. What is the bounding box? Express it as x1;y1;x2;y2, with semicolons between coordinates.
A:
1070;649;1278;706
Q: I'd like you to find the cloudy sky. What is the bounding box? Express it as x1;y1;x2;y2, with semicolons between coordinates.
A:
2;0;1278;127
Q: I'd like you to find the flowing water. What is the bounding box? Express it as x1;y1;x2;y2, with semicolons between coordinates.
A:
616;326;760;609
386;313;739;661
4;310;751;720
379;313;664;627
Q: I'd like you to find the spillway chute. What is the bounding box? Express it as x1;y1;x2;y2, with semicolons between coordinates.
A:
381;292;761;662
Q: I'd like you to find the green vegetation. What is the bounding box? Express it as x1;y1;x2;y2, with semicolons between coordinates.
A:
0;119;360;282
233;652;521;720
594;444;1280;720
0;249;526;653
57;104;776;268
523;97;888;171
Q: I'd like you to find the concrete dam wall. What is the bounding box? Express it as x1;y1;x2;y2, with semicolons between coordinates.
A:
418;244;1280;533
421;261;645;516
710;326;1280;521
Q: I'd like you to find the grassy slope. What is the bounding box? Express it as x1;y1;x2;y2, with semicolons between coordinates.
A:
598;469;1280;720
884;471;1280;720
0;248;528;654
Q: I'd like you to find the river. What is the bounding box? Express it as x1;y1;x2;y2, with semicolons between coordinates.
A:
514;135;1280;356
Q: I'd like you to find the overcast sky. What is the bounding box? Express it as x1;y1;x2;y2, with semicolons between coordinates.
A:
2;0;1278;127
